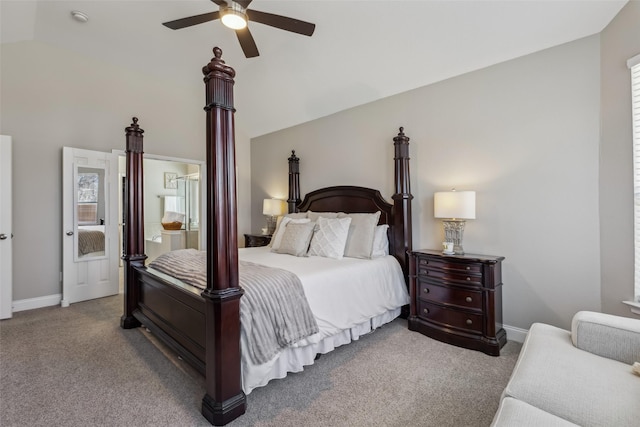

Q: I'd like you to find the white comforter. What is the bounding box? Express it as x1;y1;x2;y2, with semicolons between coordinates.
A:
238;246;409;393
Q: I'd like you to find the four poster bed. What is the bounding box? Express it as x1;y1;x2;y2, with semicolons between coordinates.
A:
120;47;413;426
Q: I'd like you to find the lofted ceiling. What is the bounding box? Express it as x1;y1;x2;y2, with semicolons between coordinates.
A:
0;0;628;138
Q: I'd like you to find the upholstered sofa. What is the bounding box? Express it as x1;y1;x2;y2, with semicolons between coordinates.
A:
491;311;640;426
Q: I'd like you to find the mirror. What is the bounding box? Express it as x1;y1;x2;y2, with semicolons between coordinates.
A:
126;158;202;262
75;166;107;260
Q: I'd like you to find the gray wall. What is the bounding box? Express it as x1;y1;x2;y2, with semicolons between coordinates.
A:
600;0;640;315
252;35;604;331
2;3;638;329
0;40;252;301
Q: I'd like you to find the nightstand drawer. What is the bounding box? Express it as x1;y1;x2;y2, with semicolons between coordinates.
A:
416;267;483;286
417;300;484;335
417;257;482;275
417;281;482;311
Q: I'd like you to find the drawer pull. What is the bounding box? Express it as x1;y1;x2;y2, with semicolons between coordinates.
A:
423;288;430;294
466;277;471;281
466;319;473;325
423;308;430;315
465;296;472;303
466;266;470;270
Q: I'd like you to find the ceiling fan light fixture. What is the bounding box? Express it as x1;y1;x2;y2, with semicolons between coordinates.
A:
220;3;247;30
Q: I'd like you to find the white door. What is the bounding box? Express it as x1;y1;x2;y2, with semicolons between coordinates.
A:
0;136;12;319
62;147;119;306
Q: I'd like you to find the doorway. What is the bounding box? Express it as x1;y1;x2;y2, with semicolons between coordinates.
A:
61;147;119;306
117;154;204;264
0;136;12;319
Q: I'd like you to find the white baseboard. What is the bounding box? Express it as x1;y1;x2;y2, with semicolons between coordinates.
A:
504;324;528;343
12;294;61;313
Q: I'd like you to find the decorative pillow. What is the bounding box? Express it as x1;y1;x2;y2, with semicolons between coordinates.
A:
273;222;315;257
270;217;310;250
307;211;339;222
308;217;352;259
337;211;381;259
371;224;390;258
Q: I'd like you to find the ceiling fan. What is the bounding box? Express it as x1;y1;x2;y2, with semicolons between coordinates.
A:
162;0;316;58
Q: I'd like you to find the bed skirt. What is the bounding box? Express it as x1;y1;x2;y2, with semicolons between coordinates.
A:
241;307;401;394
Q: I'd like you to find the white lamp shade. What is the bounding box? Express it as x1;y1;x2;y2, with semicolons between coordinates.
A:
263;198;286;216
434;191;476;219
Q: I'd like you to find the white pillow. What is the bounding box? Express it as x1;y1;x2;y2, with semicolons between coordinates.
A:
271;217;310;250
337;211;381;259
308;217;352;259
307;211;339;222
371;224;390;258
273;222;315;257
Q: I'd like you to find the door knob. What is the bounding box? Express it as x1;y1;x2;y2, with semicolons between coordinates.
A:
0;234;7;240
66;231;74;236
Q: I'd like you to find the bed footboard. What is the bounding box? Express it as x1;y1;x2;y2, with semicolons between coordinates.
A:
134;267;206;373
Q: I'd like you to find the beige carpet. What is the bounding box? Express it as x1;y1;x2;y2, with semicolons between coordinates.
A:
0;294;521;426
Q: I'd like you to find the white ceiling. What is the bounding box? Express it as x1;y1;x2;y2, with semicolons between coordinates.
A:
0;0;628;138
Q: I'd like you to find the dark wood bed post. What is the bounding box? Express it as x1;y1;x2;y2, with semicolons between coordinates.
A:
120;117;146;329
392;127;413;281
200;47;246;426
287;150;301;213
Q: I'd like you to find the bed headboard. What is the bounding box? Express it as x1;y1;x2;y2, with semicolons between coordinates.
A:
297;186;393;224
287;128;413;281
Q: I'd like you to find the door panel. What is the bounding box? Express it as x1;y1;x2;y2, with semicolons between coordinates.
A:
62;147;118;306
0;136;12;319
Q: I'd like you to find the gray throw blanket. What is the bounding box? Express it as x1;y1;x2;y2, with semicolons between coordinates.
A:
148;249;319;364
78;230;105;255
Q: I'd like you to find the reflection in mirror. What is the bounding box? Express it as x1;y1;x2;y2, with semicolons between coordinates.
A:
175;172;200;248
130;158;202;262
76;166;106;259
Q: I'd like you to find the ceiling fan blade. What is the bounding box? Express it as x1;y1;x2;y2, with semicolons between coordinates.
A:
247;10;315;36
236;27;260;58
210;0;227;6
162;11;220;30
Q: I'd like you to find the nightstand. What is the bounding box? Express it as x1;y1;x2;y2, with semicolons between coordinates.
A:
244;233;272;248
408;249;507;356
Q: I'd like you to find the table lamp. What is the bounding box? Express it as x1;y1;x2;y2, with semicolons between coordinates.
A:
434;189;476;255
262;198;286;235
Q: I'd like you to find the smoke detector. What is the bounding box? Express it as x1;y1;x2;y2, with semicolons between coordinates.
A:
71;11;89;23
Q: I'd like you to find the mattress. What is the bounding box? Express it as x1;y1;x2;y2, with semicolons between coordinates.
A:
238;246;409;393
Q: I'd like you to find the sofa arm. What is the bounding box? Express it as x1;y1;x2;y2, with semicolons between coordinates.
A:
571;311;640;365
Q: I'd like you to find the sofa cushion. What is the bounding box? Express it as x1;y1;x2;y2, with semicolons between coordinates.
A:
571;311;640;365
503;323;640;426
491;397;579;427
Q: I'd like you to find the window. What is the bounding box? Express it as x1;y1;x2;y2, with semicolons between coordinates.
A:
629;53;640;303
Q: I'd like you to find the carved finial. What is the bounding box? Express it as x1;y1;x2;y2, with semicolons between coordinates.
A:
126;116;144;135
393;126;409;144
202;46;236;79
288;150;299;162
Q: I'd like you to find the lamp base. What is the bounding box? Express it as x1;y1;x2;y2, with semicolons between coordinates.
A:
442;219;466;255
265;215;277;235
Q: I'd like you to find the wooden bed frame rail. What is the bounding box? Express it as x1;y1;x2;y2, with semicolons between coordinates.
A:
120;47;413;426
